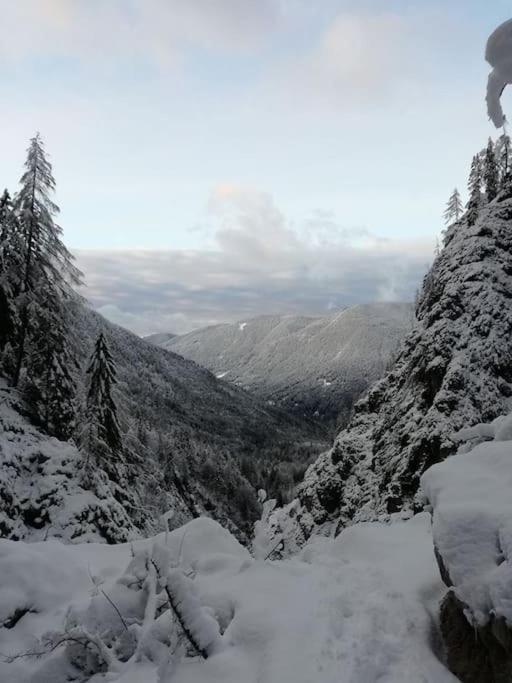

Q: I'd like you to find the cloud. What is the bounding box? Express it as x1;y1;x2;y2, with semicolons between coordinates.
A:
76;187;433;336
260;9;429;110
0;0;279;66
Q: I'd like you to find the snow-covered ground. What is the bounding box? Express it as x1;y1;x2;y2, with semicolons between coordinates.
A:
0;514;456;683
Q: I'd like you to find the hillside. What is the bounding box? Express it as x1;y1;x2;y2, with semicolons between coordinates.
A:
144;332;176;345
159;303;413;428
268;179;512;548
0;301;327;545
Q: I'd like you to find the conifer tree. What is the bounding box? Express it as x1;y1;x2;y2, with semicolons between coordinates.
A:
0;190;22;362
80;332;123;472
23;294;78;439
12;133;82;386
466;155;483;226
443;188;463;225
496;133;511;183
483;138;499;202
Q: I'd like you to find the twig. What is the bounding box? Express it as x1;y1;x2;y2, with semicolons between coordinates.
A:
100;589;129;632
264;538;284;561
150;560;207;660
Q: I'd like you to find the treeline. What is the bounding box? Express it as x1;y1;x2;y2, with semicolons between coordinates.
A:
0;134;124;479
443;135;512;230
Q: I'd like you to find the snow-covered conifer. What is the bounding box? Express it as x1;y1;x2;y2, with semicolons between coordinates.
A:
0;190;22;360
23;294;78;439
12;133;82;386
483;137;499;201
443;188;463;225
466;155;483;225
80;332;123;472
495;133;511;183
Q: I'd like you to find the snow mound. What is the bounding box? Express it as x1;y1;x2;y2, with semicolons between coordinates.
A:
422;434;512;625
0;515;456;683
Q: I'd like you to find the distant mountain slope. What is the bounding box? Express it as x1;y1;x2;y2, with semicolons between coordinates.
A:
160;303;413;427
144;332;176;345
0;302;327;545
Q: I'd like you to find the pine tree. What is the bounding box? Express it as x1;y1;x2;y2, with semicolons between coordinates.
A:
0;190;23;361
495;133;511;183
483;138;499;202
466;155;483;226
12;133;82;386
23;294;78;439
443;188;463;225
80;333;123;473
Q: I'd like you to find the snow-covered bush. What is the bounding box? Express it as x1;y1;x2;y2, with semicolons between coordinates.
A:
43;546;179;679
32;521;229;680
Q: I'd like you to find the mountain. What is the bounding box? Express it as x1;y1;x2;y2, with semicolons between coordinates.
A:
160;303;413;429
144;332;176;345
273;181;512;546
0;302;327;545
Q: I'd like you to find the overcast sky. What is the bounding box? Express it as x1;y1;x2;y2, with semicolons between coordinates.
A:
1;1;509;334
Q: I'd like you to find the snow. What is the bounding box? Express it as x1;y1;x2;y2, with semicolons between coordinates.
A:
486;19;512;127
421;425;512;626
0;515;456;682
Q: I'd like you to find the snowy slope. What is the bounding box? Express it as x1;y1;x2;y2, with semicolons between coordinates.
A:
0;380;140;544
161;303;413;427
0;516;456;683
143;332;176;346
0;301;327;545
272;191;512;544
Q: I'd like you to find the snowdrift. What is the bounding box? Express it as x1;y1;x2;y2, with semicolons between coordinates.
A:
0;515;457;682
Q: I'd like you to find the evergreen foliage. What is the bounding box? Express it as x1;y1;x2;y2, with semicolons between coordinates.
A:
80;332;123;473
443;188;463;225
12;133;82;387
23;295;78;439
466;155;483;225
483;137;499;202
0;190;22;358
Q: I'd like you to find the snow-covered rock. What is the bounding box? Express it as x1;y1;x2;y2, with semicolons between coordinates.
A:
275;192;512;546
422;419;512;682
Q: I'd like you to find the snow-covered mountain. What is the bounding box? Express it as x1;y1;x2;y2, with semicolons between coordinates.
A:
0;302;327;546
158;303;413;428
273;183;512;545
143;332;176;346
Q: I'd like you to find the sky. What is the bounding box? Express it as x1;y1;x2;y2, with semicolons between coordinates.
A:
1;0;510;334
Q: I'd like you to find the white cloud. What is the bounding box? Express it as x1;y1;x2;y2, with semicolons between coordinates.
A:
0;0;279;65
76;187;433;335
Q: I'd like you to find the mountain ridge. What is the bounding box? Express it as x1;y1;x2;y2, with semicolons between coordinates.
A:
157;302;414;428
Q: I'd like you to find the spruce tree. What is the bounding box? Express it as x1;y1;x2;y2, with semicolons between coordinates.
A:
443;188;463;225
483;138;499;202
466;155;483;226
23;294;78;439
81;333;123;473
0;190;23;362
12;133;82;386
496;133;511;183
